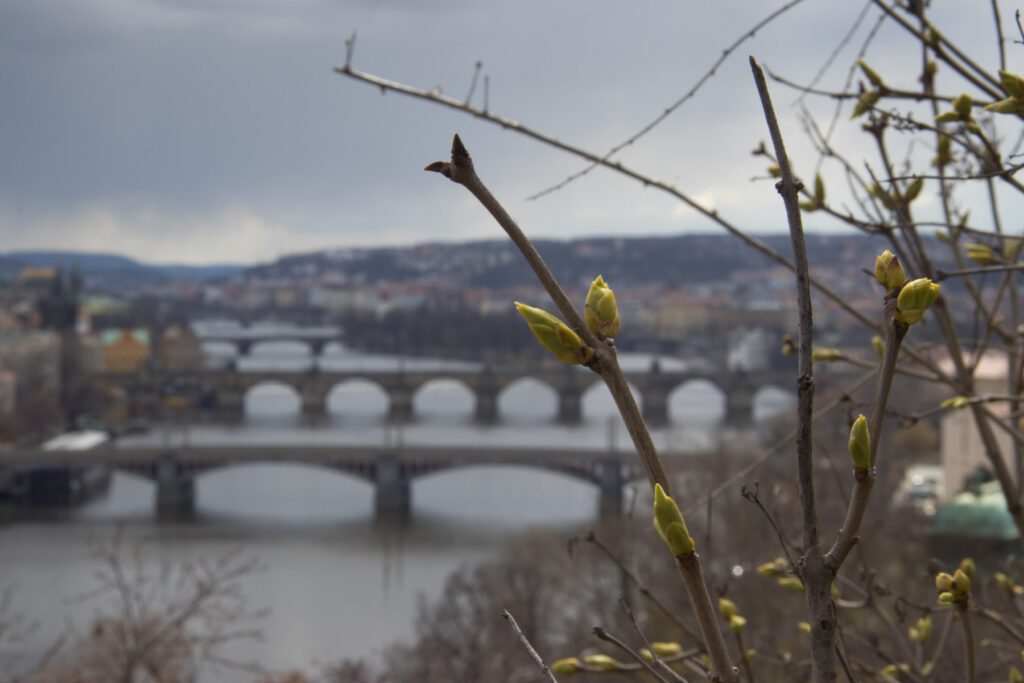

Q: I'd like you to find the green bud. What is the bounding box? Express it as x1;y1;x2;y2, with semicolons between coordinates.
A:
965;242;998;265
895;278;940;326
1011;665;1023;683
777;577;805;593
584;654;620;671
729;614;747;632
937;591;955;605
798;621;811;634
934;110;962;124
909;616;933;643
1005;237;1023;262
767;164;781;177
933;135;952;168
984;97;1024;115
857;59;884;87
814;172;826;203
940;396;970;409
653;483;695;556
952;93;974;118
1001;70;1024;98
514;302;595;365
757;557;787;577
650;642;682;658
718;598;737;620
551;657;582;675
959;557;976;579
953;568;972;594
869;182;895;210
744;649;757;662
811;348;840;362
851;89;881;119
935;572;955;592
584;275;620;338
904;176;924;202
871;335;884;360
848;414;870;471
874;250;906;291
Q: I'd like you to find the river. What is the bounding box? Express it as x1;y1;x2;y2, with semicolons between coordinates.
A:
0;342;793;680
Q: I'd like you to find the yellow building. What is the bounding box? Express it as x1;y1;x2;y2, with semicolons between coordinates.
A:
101;329;150;374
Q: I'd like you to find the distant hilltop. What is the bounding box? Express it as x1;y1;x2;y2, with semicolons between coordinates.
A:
0;250;246;290
0;232;950;293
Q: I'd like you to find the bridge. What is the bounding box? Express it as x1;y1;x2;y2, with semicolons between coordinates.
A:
104;361;797;427
0;445;651;519
195;324;343;356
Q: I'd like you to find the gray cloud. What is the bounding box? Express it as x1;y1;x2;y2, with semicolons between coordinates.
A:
0;0;1016;263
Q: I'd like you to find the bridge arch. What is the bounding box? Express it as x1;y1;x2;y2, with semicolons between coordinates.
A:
243;380;302;420
413;463;609;522
668;379;726;424
582;380;643;421
412;378;476;421
326;378;390;421
496;377;559;422
752;384;796;422
247;339;316;361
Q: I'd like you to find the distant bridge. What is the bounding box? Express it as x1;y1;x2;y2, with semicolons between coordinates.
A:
104;361;798;427
0;445;653;519
195;325;343;356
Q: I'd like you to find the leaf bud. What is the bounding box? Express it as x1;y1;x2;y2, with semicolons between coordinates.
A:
1011;665;1023;683
909;616;933;643
514;302;594;365
584;275;620;338
584;654;621;671
798;621;811;634
814;172;826;202
874;250;906;291
953;568;972;594
718;598;737;620
937;591;955;605
935;572;954;592
848;414;871;471
959;557;976;580
744;649;757;662
551;657;582;675
653;483;695;556
940;396;970;409
650;641;682;658
952;93;974;118
895;278;940;326
1000;70;1024;98
871;335;884;360
965;243;997;265
777;577;805;593
857;59;884;87
729;614;747;632
812;348;840;362
851;89;881;118
904;176;924;202
984;97;1024;115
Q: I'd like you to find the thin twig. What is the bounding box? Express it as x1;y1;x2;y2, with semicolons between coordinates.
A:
502;609;559;683
593;626;672;683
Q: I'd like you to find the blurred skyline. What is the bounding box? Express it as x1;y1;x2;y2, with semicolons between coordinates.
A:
0;0;1010;264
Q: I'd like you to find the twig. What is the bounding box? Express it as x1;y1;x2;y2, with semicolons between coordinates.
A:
464;60;482;106
593;626;672;683
502;609;559;683
620;599;691;683
528;0;808;201
935;263;1024;282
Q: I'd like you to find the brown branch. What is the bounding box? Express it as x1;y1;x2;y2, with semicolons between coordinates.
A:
502;609;559;683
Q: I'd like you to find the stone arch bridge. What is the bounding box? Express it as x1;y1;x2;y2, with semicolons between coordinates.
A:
109;363;796;426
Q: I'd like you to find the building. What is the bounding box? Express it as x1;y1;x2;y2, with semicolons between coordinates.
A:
157;325;204;373
101;329;151;374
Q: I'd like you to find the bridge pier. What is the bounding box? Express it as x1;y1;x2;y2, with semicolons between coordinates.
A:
641;389;669;427
375;454;410;519
558;390;582;424
597;457;624;518
724;390;754;426
388;390;414;423
475;390;498;424
155;453;195;518
301;390;327;422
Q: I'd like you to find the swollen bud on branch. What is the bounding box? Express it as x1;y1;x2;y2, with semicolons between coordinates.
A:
852;90;881;119
965;242;997;265
514;302;595;365
584;275;620;338
857;59;884;87
653;483;695;556
551;657;582;675
848;414;870;471
583;654;621;671
874;250;906;292
895;278;940;326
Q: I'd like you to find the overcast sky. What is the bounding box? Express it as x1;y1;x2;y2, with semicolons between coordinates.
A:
0;1;1014;265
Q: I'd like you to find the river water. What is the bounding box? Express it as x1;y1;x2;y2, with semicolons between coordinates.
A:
0;343;793;680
